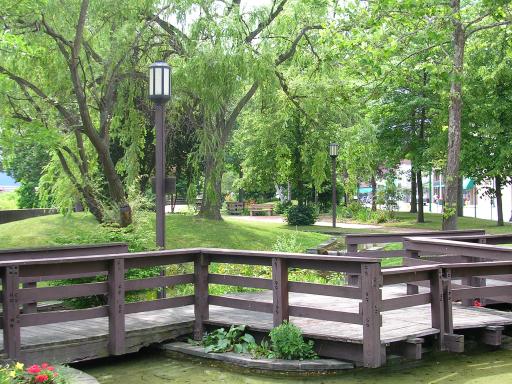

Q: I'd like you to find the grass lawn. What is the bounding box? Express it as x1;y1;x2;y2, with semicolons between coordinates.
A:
0;212;329;252
0;191;17;210
382;212;512;234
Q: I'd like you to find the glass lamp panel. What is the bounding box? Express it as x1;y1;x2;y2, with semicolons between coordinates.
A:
149;67;154;96
154;67;162;95
163;67;170;96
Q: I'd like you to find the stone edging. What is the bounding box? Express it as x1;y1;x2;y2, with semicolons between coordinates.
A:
161;342;353;372
63;367;99;384
307;237;339;254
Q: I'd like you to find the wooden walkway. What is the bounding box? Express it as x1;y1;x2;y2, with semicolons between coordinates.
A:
3;285;512;363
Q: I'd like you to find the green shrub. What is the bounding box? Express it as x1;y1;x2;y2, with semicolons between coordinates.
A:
274;200;292;215
268;322;317;360
272;231;303;253
285;205;318;226
202;325;256;353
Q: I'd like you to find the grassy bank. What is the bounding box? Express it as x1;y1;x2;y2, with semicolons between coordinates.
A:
0;212;328;252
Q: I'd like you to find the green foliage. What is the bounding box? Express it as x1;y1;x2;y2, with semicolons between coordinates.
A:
268;322;317;360
0;191;17;210
338;202;394;224
285;205;318;226
274;200;292;215
271;231;303;253
16;182;40;208
202;325;256;354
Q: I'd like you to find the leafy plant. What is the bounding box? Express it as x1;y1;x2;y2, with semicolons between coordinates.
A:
272;231;303;253
285;205;318;226
268;322;317;360
274;200;292;215
202;325;256;353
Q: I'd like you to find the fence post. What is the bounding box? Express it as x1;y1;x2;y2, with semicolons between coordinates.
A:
345;241;360;285
22;282;37;314
272;257;289;327
429;267;445;350
442;268;453;334
194;253;209;340
406;250;420;295
108;258;125;355
360;262;383;368
2;266;21;359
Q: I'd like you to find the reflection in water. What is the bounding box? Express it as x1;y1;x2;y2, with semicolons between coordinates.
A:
79;344;512;384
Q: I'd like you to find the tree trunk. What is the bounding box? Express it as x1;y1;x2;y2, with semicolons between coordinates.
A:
417;171;425;223
496;176;504;226
457;177;464;217
287;181;292;202
443;0;465;230
198;153;223;220
371;175;377;211
410;168;417;213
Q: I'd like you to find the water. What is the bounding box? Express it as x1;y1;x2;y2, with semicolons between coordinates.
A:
80;345;512;384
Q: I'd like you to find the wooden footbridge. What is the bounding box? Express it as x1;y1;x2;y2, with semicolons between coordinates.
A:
2;229;512;368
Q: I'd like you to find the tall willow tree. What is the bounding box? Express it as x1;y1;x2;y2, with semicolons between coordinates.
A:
0;0;155;226
151;0;328;219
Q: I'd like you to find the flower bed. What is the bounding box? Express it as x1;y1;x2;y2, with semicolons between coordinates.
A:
1;363;65;383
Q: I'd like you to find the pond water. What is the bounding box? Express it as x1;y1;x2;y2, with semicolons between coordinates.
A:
79;344;512;384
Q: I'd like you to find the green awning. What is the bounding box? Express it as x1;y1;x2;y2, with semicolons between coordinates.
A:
358;187;373;194
463;178;475;190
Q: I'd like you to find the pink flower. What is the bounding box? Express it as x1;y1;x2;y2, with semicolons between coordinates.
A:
27;365;41;374
35;374;48;383
41;363;49;369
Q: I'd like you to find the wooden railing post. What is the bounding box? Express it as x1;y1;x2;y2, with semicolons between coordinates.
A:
406;250;420;295
429;267;445;350
360;262;383;368
108;258;125;355
272;257;289;327
194;253;209;340
22;282;37;314
2;266;21;360
442;268;453;334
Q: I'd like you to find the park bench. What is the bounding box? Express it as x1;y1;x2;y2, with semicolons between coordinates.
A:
249;203;274;216
226;201;246;215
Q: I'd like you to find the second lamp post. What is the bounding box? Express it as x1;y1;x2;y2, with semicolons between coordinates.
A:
149;62;171;299
329;143;339;228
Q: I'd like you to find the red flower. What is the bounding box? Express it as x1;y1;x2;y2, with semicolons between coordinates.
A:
473;299;482;307
41;363;48;369
35;374;48;383
47;366;55;371
27;365;41;374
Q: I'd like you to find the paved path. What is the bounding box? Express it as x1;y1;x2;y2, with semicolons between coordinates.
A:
224;214;382;229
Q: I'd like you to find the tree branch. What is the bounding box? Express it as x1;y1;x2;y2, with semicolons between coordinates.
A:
275;25;323;65
245;0;287;43
226;82;259;130
0;65;78;128
466;20;511;38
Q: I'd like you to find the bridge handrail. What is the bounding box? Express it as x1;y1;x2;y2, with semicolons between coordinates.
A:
345;229;486;251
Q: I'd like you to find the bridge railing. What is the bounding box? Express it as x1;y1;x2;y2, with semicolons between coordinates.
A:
0;247;390;367
0;243;128;315
404;236;512;305
196;249;384;367
0;248;199;361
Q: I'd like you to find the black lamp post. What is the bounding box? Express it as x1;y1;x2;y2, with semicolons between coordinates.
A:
329;143;339;228
149;62;171;298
